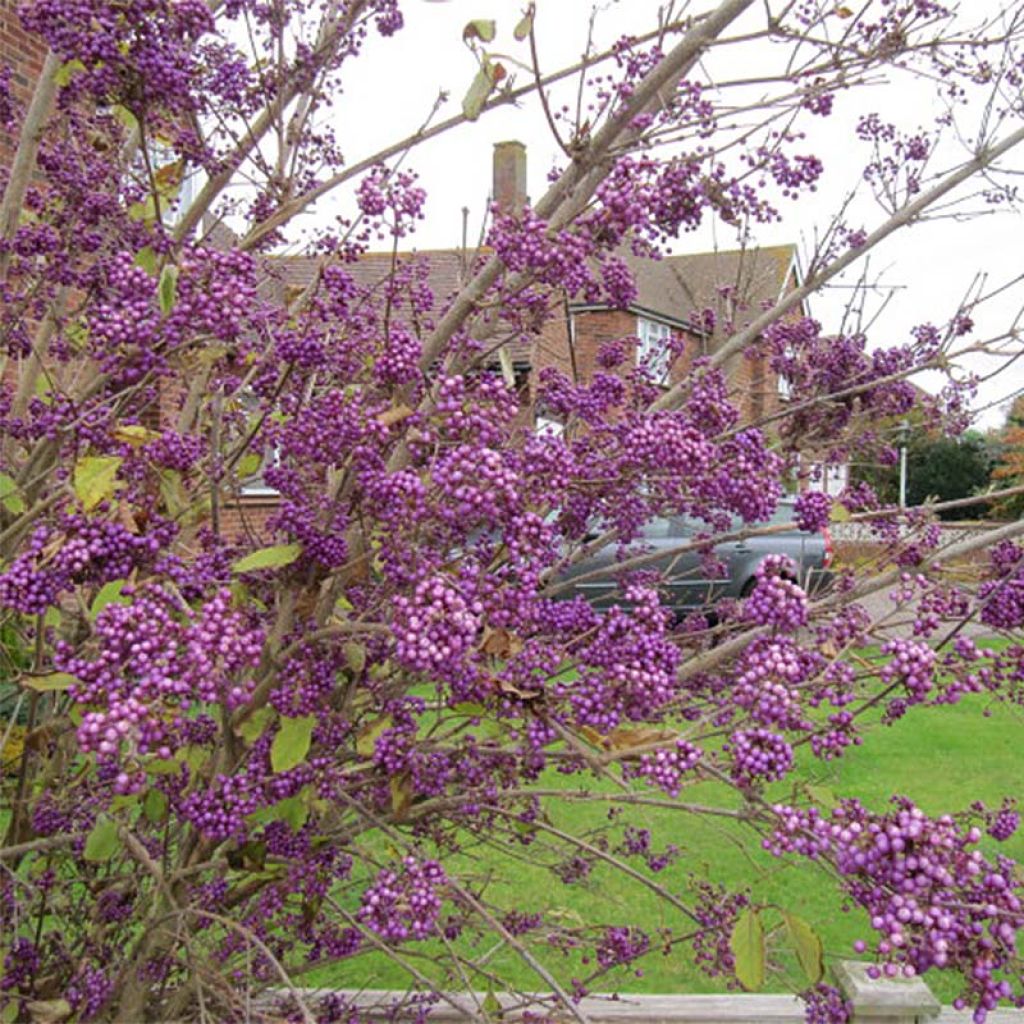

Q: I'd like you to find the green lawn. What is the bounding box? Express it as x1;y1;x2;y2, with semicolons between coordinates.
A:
309;668;1024;1000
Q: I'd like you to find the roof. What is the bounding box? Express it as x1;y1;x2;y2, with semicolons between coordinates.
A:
261;242;800;361
594;244;801;333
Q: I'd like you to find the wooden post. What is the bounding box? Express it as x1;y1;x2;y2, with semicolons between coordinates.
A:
833;960;941;1024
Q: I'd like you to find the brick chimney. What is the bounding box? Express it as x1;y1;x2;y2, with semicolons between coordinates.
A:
492;140;527;212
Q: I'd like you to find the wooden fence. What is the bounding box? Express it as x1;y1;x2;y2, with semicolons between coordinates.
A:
264;963;1024;1023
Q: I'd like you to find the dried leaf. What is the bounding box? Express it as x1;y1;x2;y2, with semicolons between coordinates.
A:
377;403;413;427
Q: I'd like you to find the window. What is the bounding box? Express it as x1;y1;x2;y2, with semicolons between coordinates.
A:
636;316;673;382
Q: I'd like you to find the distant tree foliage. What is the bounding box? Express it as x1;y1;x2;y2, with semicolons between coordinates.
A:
857;430;992;520
992;396;1024;519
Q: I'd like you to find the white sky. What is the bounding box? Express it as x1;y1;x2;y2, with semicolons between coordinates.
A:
308;0;1024;429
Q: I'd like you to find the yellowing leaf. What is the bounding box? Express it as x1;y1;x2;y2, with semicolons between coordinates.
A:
54;59;86;87
784;912;824;985
270;714;316;773
344;641;366;675
236;706;275;745
463;18;496;42
729;908;765;991
0;472;25;515
513;7;534;40
153;159;184;195
830;502;851;523
377;403;413;427
21;672;76;693
232;543;302;573
73;455;123;511
356;715;392;757
113;424;160;447
236;452;264;478
463;61;501;121
390;773;413;818
83;815;120;863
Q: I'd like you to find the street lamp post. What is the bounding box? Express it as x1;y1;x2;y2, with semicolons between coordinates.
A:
898;418;910;509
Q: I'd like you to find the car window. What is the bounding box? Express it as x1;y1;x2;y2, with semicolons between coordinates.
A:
641;517;671;540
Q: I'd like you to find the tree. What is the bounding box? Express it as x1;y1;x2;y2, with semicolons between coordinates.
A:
2;2;1024;1022
992;396;1024;519
857;429;993;520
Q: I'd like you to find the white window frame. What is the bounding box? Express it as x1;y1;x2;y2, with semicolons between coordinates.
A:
636;316;674;382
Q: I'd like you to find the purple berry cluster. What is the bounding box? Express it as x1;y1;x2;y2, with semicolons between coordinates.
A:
357;857;447;943
744;556;809;631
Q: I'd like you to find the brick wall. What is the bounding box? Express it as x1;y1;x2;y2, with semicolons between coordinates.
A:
0;2;45;168
531;305;774;427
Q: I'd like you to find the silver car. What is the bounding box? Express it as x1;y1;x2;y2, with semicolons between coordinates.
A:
556;498;834;618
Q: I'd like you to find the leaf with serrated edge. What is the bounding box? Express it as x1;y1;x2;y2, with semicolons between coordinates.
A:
83;816;119;863
784;913;823;984
0;472;25;515
233;543;302;573
73;456;123;511
22;672;77;693
729;908;765;991
271;715;315;773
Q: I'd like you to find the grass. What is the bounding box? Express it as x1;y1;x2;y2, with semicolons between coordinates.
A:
307;655;1024;1000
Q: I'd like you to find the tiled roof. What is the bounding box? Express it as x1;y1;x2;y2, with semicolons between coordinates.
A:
262;242;800;358
618;244;800;330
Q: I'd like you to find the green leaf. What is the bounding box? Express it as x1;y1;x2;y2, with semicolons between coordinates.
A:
344;641;366;675
784;912;824;985
143;788;168;824
271;714;316;773
158;264;178;316
134;246;158;276
73;455;123;511
54;59;86;87
158;469;186;517
463;18;496;42
729;908;765;991
83;815;120;863
482;989;502;1017
236;706;275;746
513;8;534;40
232;543;302;574
21;672;76;693
805;783;839;810
248;794;309;832
0;472;25;515
111;104;138;133
90;579;131;619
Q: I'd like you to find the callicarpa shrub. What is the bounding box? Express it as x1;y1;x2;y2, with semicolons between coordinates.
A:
1;1;1024;1021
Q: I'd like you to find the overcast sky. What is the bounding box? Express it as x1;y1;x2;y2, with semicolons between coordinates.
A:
307;0;1024;429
